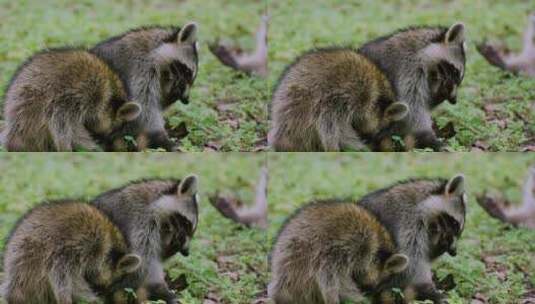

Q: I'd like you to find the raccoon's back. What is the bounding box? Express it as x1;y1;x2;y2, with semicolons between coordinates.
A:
4;201;122;267
273;48;393;111
273;200;394;268
92;178;181;233
4;49;120;116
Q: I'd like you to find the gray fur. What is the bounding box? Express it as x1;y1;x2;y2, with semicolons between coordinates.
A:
90;23;199;151
92;175;199;304
358;175;467;303
359;23;467;150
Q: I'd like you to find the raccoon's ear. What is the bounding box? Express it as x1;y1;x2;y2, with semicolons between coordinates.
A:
445;23;465;45
384;254;409;274
117;254;141;274
446;174;465;196
178;22;198;44
385;102;409;121
117;102;141;122
178;174;198;196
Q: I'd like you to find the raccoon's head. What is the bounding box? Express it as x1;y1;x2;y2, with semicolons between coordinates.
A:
152;175;200;259
421;23;467;107
153;22;199;107
422;175;467;259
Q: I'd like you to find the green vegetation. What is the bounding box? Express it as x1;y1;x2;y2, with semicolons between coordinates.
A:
0;0;268;152
269;0;535;151
268;153;535;303
0;153;268;304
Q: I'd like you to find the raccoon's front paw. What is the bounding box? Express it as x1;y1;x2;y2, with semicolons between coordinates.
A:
412;131;444;151
413;283;448;304
146;283;178;304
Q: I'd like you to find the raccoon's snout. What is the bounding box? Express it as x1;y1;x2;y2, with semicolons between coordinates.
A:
448;242;457;256
180;86;191;104
180;248;190;256
447;86;458;104
180;96;190;105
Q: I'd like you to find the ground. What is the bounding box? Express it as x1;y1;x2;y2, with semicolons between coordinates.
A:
0;154;268;304
269;0;535;152
268;153;535;303
0;0;268;152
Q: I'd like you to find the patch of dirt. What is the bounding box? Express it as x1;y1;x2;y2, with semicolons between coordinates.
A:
206;97;267;152
473;250;535;303
203;292;223;304
203;140;224;152
471;292;490;304
471;140;491;152
481;254;508;282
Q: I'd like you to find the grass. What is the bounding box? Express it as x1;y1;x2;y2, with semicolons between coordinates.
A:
0;153;268;304
268;0;535;152
268;153;535;303
0;0;268;152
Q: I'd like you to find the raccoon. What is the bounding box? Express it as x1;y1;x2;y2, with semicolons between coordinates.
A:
91;23;199;151
2;48;142;152
270;48;410;152
92;175;199;304
1;200;142;304
359;23;467;150
358;175;467;303
269;200;410;304
477;13;535;77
